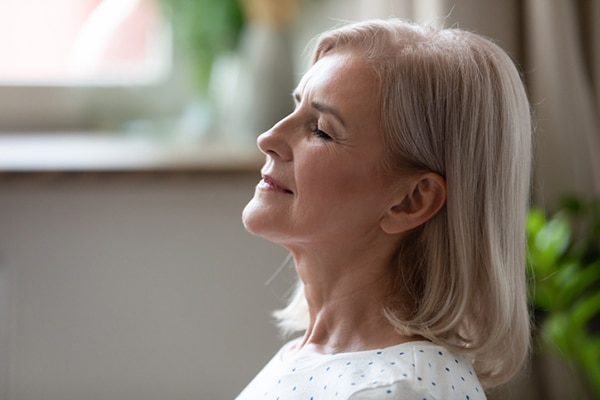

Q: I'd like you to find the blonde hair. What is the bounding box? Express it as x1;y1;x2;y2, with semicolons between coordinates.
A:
274;19;532;388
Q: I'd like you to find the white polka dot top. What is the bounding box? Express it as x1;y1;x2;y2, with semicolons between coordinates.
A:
237;340;485;400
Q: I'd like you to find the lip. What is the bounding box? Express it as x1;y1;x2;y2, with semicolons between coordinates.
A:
259;174;293;194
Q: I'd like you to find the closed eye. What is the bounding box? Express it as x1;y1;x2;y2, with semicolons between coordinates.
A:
312;126;333;140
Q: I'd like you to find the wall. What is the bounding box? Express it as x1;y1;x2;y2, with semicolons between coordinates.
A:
0;174;288;400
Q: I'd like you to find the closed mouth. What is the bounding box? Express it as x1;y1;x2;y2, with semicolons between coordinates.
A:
262;175;293;194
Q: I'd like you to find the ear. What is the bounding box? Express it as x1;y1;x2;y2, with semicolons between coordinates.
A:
380;172;447;235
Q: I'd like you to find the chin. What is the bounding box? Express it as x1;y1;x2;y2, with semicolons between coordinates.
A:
241;198;288;244
241;200;256;232
241;198;269;237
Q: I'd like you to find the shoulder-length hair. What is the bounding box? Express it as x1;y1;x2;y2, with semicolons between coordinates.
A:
274;18;533;388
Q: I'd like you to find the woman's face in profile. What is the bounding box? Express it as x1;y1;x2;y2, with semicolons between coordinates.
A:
242;51;401;250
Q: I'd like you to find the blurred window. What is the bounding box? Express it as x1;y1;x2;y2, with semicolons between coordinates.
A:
0;0;177;131
0;0;168;84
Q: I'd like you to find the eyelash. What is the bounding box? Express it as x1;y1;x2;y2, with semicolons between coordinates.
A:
311;125;333;141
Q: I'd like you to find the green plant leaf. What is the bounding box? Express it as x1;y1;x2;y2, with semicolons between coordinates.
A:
526;208;546;237
530;212;572;275
572;291;600;330
528;197;600;399
543;312;571;354
559;261;600;306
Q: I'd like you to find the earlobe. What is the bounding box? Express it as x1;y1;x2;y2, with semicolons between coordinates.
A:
380;173;447;235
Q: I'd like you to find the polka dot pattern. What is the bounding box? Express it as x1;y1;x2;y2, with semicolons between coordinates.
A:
237;341;486;399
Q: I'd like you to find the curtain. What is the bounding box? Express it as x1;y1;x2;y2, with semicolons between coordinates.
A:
525;0;600;211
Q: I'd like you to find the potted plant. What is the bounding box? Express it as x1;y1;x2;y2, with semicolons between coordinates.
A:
155;0;245;93
153;0;303;142
527;196;600;398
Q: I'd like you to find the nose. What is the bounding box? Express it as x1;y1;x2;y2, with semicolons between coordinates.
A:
256;114;294;161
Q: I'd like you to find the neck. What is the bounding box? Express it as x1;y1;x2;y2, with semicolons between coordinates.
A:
285;238;420;356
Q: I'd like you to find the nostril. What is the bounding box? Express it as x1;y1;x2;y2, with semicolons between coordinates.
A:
256;132;273;156
256;110;297;160
256;126;291;161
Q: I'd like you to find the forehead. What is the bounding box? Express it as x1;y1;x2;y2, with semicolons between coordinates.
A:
295;51;380;108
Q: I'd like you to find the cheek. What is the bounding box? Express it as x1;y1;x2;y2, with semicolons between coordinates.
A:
294;168;346;214
296;159;386;215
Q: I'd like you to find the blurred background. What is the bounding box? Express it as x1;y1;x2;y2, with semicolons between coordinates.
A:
0;0;598;399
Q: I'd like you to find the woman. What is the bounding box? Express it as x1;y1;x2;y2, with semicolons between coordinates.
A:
239;18;532;399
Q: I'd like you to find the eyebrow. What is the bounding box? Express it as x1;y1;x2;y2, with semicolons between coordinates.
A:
293;91;347;128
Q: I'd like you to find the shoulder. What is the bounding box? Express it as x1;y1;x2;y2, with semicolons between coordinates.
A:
237;340;486;400
340;341;486;400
